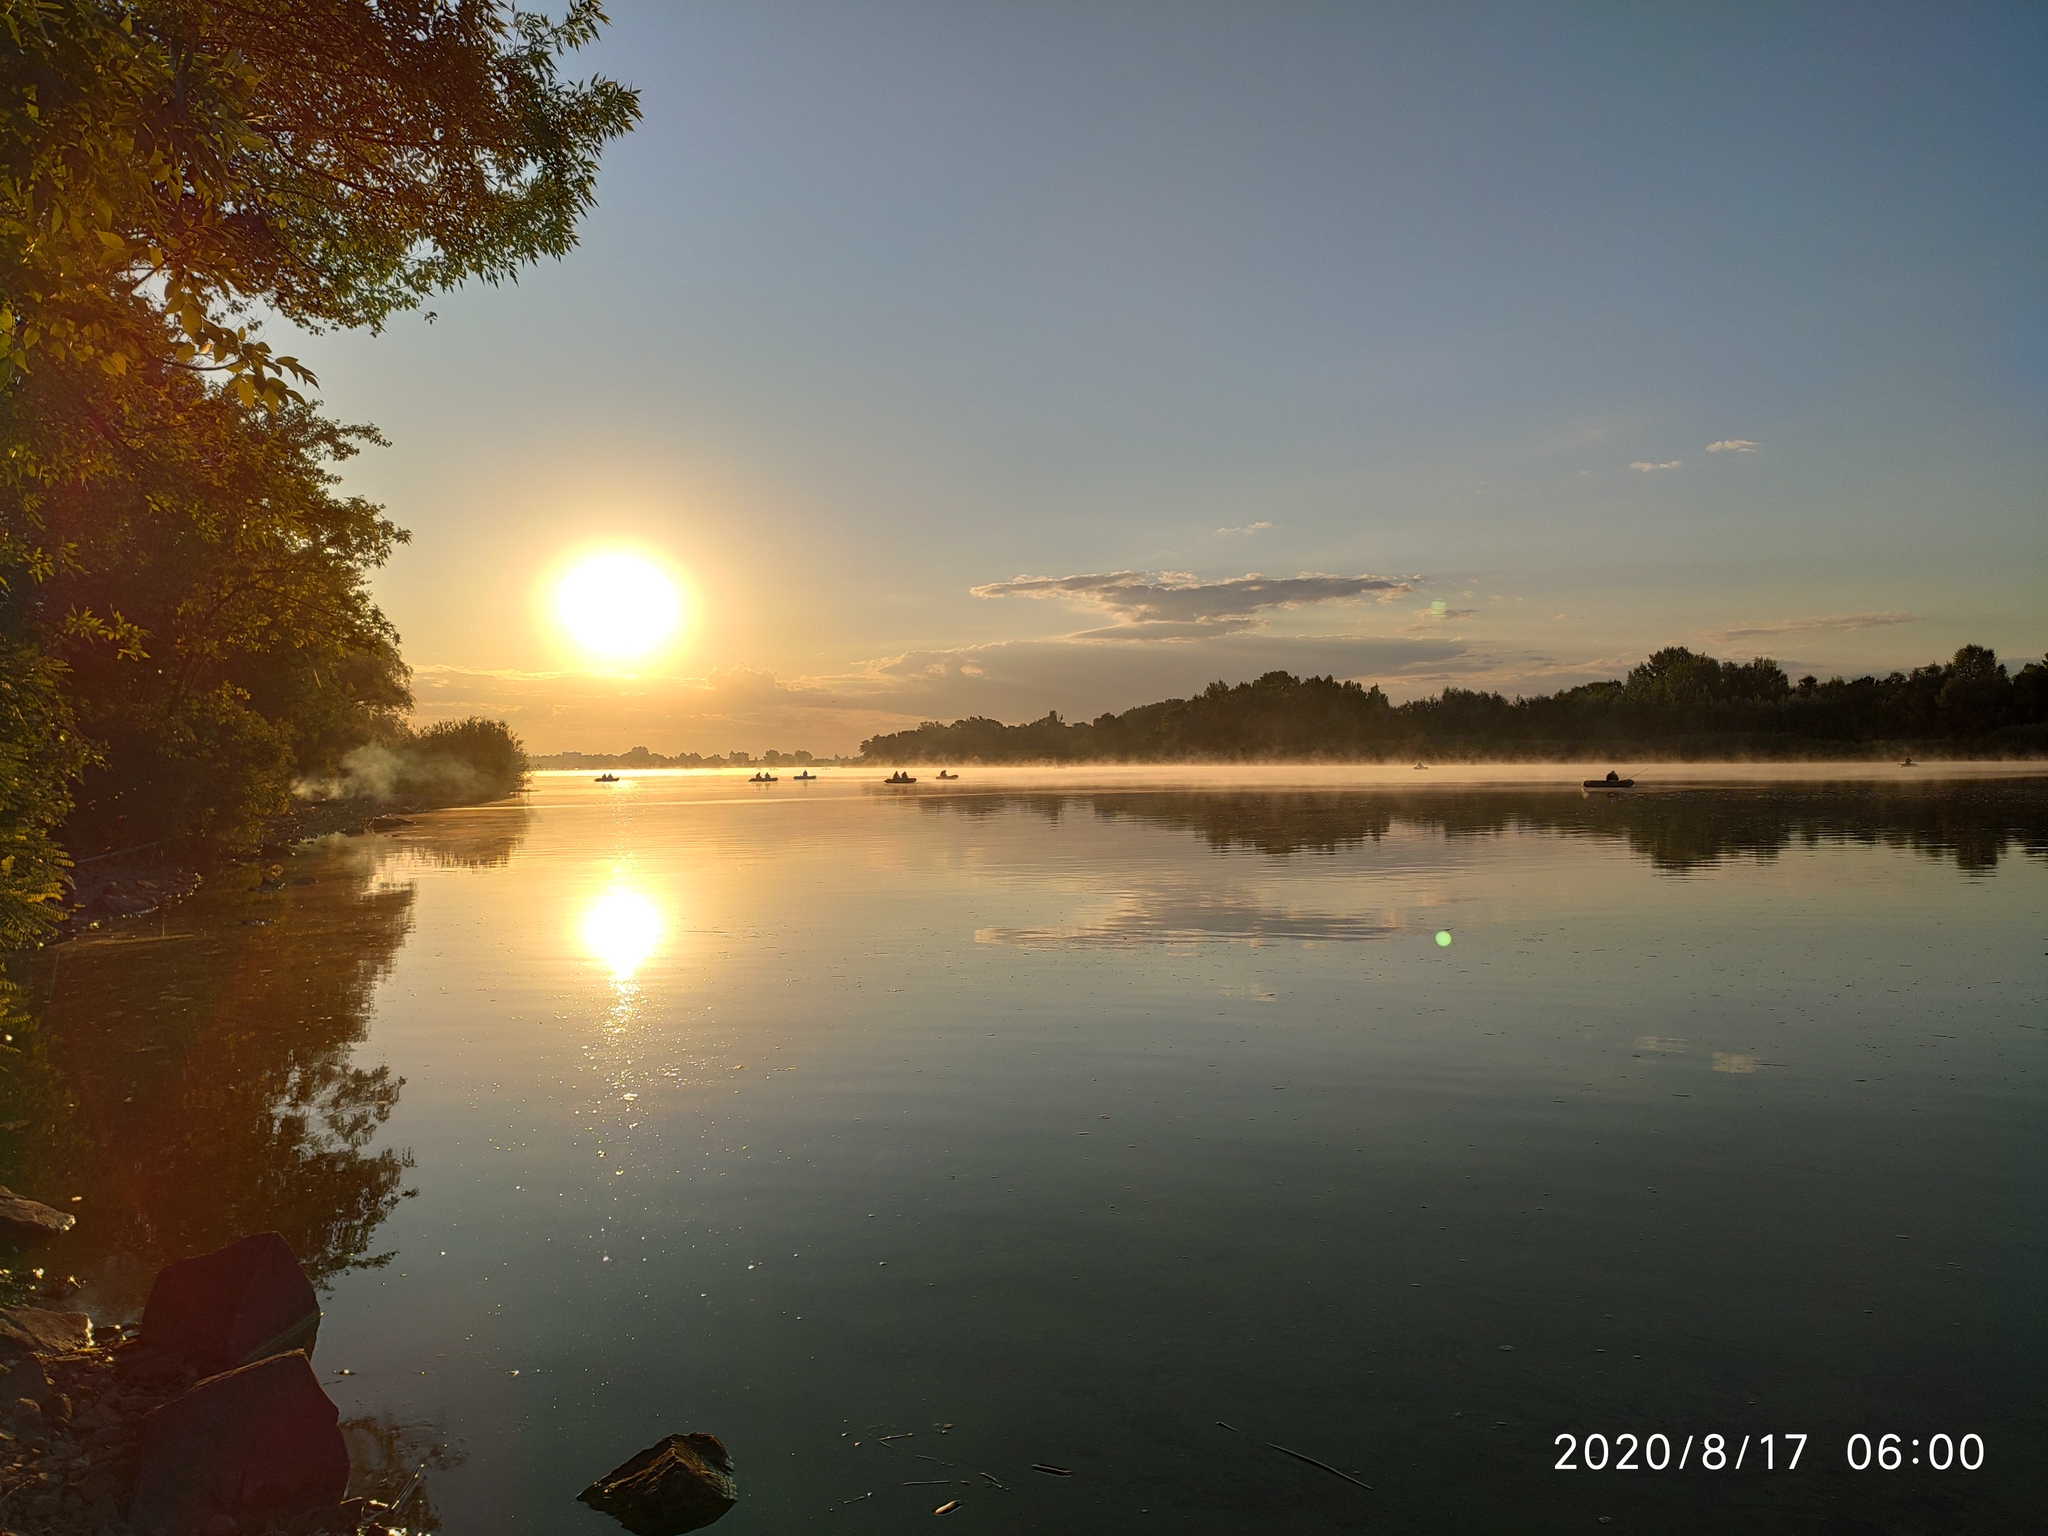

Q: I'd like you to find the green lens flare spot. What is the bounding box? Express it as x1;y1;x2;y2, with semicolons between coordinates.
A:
1435;930;1453;947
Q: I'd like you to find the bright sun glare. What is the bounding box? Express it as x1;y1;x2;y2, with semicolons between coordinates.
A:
582;888;665;979
556;551;683;659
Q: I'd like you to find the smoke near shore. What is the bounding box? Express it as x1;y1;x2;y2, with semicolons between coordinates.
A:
293;718;529;806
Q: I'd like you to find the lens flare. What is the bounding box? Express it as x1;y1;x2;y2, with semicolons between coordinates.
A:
555;552;684;659
582;889;665;978
1435;930;1453;947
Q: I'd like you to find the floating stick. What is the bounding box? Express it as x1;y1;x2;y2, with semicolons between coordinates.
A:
1265;1443;1374;1490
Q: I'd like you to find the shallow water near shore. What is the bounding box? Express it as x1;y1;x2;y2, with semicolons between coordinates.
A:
5;769;2045;1532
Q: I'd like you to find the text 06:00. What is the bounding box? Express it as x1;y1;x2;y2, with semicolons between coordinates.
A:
1846;1434;1983;1470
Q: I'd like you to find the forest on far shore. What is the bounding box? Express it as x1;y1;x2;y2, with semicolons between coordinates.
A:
858;645;2048;764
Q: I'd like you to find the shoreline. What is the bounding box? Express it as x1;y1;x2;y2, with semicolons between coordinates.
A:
53;793;511;944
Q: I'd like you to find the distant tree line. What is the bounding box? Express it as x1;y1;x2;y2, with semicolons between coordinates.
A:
534;746;821;770
859;645;2048;765
1;2;637;947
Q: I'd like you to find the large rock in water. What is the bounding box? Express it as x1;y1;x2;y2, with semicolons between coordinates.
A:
0;1303;92;1357
0;1185;76;1241
129;1351;349;1535
578;1433;739;1534
139;1230;320;1375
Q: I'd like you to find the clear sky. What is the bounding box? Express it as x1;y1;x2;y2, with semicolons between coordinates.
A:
280;1;2046;755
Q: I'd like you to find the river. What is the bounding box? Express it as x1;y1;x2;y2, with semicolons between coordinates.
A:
3;768;2042;1533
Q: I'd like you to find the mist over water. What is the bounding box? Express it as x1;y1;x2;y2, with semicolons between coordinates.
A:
5;770;2042;1532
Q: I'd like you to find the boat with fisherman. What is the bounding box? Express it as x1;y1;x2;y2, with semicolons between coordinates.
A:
594;773;619;783
748;771;778;783
1582;770;1635;789
884;771;917;784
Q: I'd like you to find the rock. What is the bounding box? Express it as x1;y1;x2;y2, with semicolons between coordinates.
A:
129;1351;349;1536
0;1352;52;1403
0;1304;92;1357
578;1433;738;1535
140;1231;320;1376
0;1186;76;1241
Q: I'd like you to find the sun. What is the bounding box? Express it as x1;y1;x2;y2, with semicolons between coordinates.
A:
555;551;685;659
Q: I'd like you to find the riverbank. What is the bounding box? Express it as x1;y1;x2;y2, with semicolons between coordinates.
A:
55;794;508;942
0;1243;420;1534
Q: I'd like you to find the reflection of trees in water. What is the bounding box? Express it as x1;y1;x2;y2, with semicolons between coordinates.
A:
389;803;532;871
343;1412;466;1532
0;821;524;1312
925;782;2048;873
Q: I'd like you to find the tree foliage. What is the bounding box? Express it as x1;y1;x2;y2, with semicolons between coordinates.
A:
6;310;414;852
0;641;88;945
1;1;635;937
2;0;639;398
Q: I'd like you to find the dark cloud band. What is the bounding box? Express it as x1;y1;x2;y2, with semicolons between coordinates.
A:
970;570;1414;627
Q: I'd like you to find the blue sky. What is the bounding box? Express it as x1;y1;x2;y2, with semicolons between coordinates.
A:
283;1;2046;753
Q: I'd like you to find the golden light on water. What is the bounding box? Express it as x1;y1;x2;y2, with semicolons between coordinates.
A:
581;888;666;978
554;550;686;660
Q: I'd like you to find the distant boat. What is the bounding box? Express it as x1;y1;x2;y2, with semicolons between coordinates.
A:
794;770;817;780
884;771;917;784
748;771;778;783
936;770;958;780
1899;757;1915;767
1413;762;1429;770
594;773;619;783
1583;770;1635;789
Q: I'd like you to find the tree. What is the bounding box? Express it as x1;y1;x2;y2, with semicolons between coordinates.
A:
0;643;89;946
1;0;639;932
1936;644;2012;734
3;0;640;398
8;313;413;851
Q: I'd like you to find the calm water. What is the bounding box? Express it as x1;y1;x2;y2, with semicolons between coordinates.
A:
4;770;2044;1534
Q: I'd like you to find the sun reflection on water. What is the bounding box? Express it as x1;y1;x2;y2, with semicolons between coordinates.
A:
581;887;666;979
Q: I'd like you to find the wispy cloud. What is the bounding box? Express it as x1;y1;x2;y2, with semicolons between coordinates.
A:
970;570;1414;632
1705;612;1917;642
1215;520;1273;536
1706;439;1760;453
1399;598;1477;634
1068;618;1262;641
1629;460;1682;473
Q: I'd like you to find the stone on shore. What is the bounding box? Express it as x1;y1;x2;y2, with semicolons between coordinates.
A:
0;1350;52;1403
0;1303;92;1357
578;1433;739;1534
129;1350;349;1535
139;1230;321;1375
0;1185;77;1241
